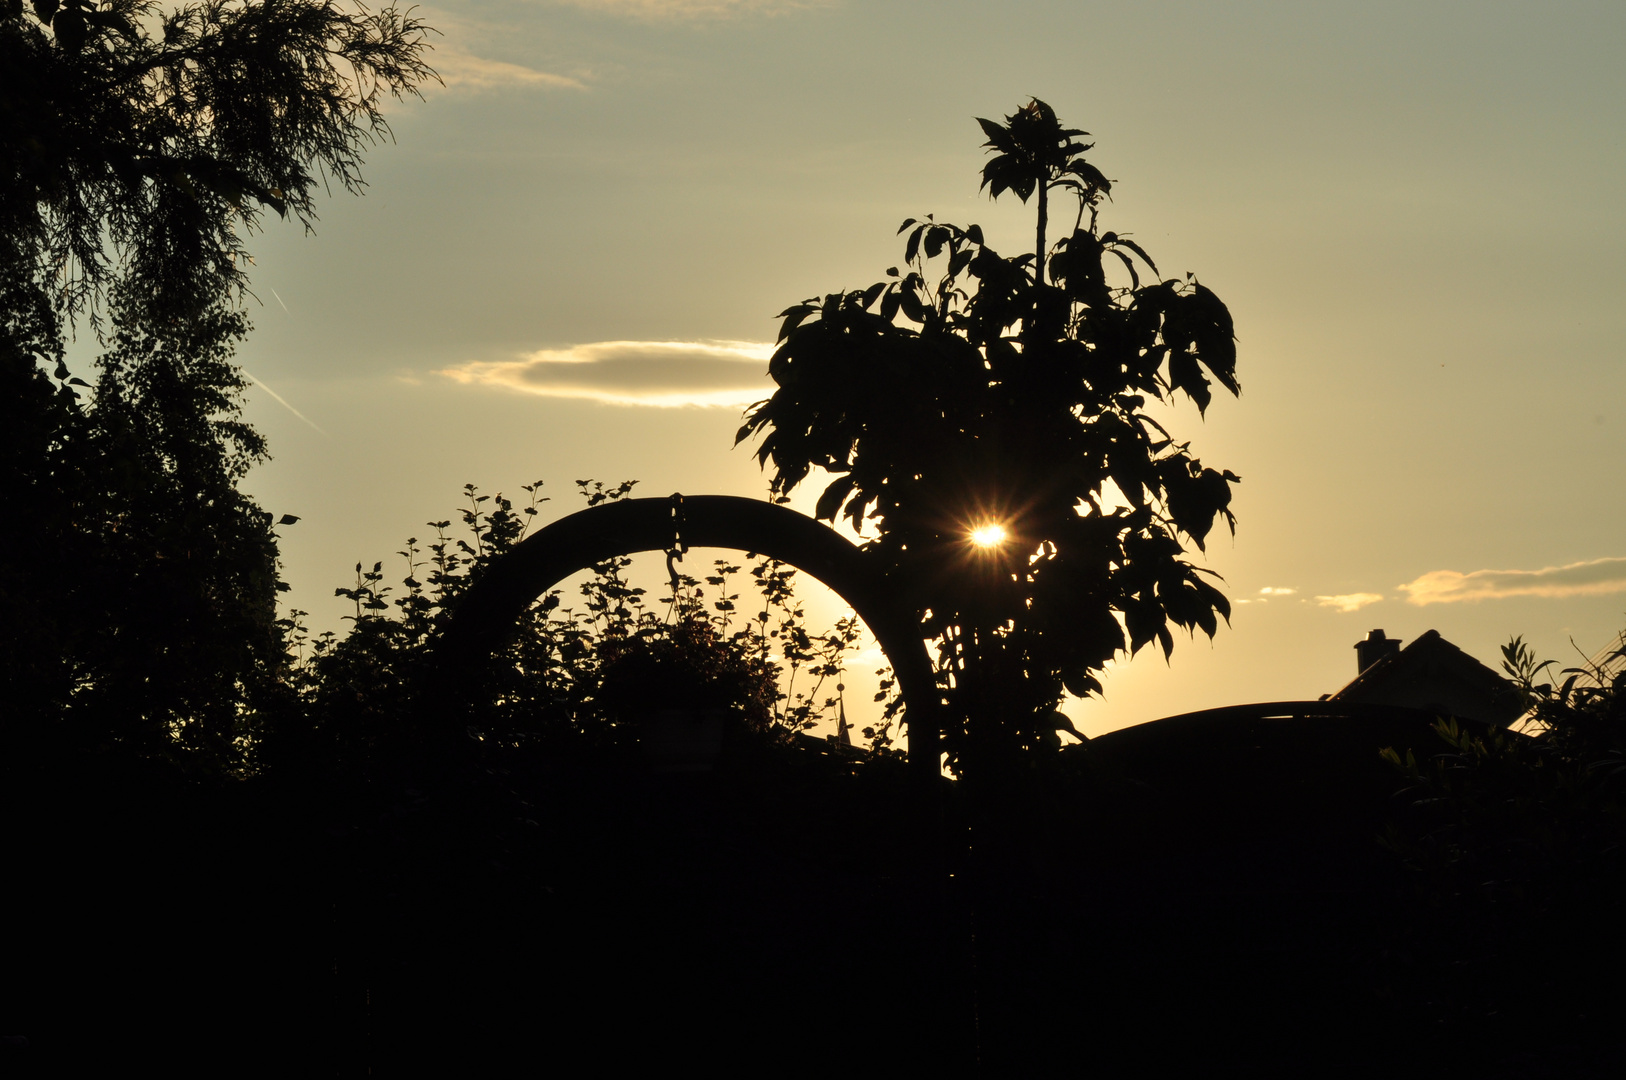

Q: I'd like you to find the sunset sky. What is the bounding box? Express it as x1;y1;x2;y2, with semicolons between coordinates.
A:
225;0;1624;740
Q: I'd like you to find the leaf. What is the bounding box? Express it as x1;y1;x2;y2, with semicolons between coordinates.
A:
1049;710;1086;740
1167;350;1211;414
905;225;925;265
880;289;901;323
814;474;856;521
1065;160;1112;194
976;117;1013;150
277;514;301;525
898;288;925;324
777;305;815;342
1110;236;1159;278
1187;283;1240;395
1123;599;1160;655
1108;248;1140;291
85;9;139;41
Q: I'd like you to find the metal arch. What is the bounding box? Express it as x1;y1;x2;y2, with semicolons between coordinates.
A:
426;495;944;787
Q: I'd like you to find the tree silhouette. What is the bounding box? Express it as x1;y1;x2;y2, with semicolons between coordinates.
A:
0;1;434;765
2;0;434;328
739;100;1242;775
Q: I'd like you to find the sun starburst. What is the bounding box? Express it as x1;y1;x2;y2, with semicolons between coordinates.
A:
970;523;1007;548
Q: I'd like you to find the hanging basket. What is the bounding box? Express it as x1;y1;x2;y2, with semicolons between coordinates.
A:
637;707;729;773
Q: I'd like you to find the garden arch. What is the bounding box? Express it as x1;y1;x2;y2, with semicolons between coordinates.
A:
428;495;943;787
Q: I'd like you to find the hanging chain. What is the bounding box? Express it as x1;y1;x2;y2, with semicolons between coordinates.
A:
665;492;688;596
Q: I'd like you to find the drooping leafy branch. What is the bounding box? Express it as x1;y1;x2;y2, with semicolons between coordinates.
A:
1;0;437;329
738;99;1242;773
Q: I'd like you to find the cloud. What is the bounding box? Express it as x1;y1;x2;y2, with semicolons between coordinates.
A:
1259;586;1296;596
555;0;824;18
1316;592;1384;613
1399;556;1626;606
439;340;774;407
434;46;586;90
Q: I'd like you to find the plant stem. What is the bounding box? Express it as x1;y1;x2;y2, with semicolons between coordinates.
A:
1035;181;1049;281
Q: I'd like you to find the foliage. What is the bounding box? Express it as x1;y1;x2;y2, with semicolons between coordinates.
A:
1382;634;1626;885
738;99;1241;773
1379;634;1626;1027
2;0;435;329
1;284;291;767
0;0;435;768
276;481;872;772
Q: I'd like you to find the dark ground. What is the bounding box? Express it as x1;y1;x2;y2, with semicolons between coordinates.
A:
5;714;1622;1076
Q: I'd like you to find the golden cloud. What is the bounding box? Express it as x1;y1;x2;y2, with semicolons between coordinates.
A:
439;340;774;407
1316;592;1384;613
554;0;824;17
1399;556;1626;605
434;46;586;90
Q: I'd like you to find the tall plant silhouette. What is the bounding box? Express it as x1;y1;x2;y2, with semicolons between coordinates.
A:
738;100;1241;775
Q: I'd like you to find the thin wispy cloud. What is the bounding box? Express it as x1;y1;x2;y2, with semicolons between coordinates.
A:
1400;556;1626;606
1316;592;1384;613
434;46;586;91
440;340;774;407
555;0;825;18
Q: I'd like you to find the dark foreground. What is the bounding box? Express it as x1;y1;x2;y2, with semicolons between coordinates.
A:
5;714;1622;1077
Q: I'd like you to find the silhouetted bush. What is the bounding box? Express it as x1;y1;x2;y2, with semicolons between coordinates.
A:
268;479;870;778
1379;635;1626;1044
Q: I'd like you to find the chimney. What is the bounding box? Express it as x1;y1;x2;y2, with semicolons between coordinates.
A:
1355;629;1401;674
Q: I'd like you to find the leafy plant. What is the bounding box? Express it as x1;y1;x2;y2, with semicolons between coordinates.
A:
1378;633;1626;1029
737;99;1241;774
1382;634;1626;879
278;481;874;771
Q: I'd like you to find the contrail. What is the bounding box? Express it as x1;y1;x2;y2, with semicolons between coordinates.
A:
270;288;291;315
244;370;325;434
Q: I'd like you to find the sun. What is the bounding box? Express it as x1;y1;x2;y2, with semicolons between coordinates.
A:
970;523;1008;548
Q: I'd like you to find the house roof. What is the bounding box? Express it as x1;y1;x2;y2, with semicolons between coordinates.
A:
1328;629;1524;727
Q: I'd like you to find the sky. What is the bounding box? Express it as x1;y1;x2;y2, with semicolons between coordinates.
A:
225;0;1626;742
